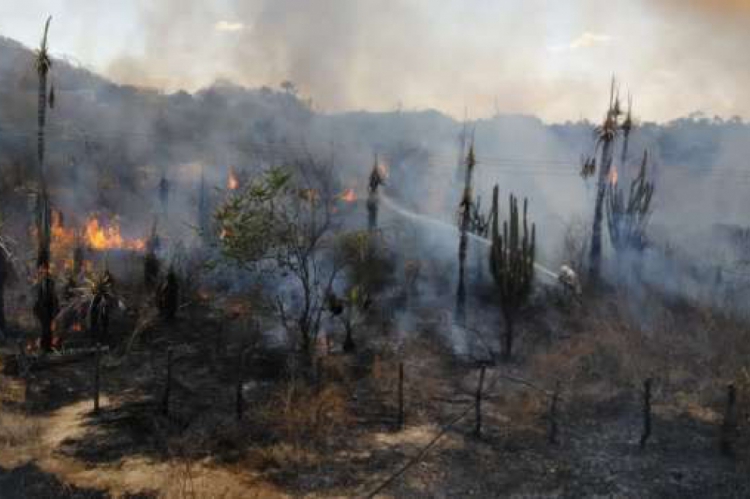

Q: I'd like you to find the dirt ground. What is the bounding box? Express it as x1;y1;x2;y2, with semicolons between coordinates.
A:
0;298;748;498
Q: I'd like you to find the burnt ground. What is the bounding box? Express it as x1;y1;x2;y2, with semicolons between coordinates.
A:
0;300;748;498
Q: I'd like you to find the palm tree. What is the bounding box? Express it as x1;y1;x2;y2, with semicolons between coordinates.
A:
56;270;123;345
456;144;476;324
584;79;622;282
33;16;56;352
367;155;384;232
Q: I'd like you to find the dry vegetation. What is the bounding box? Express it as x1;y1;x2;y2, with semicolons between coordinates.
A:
0;22;748;499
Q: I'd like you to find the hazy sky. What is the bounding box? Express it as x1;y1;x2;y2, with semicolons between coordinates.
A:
1;0;748;122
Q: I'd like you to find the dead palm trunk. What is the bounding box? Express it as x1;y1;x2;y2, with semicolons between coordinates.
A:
456;144;476;324
588;80;620;282
589;140;613;280
620;95;633;168
34;17;55;352
367;155;383;232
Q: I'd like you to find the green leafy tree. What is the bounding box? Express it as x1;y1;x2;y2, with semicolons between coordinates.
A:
217;162;346;357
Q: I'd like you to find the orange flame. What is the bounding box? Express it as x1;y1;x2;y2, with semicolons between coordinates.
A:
84;217;145;251
340;188;357;203
377;161;389;179
609;165;618;186
50;212;76;261
228;167;239;191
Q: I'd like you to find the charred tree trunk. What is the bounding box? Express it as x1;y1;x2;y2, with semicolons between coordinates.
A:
720;383;737;456
502;314;514;361
589;138;613;282
639;378;652;448
144;252;160;291
367;193;379;232
342;322;355;353
367;155;383;232
89;296;110;346
34;18;54;352
456;146;476;325
35;274;57;352
157;268;179;322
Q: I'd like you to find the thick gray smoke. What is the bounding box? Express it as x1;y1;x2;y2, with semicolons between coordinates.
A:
81;0;750;122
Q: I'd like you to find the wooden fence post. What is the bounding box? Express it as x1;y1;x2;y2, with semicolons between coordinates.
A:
93;343;101;413
474;365;486;438
397;362;404;430
639;378;652;448
161;348;173;416
548;381;560;445
720;383;737;456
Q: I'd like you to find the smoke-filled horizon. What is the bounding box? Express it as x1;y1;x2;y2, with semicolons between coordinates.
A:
1;0;749;123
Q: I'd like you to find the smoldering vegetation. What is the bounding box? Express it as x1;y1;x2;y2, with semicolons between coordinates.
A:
0;31;749;498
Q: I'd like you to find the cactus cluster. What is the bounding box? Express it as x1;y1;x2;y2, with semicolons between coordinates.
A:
606;150;654;253
489;186;535;359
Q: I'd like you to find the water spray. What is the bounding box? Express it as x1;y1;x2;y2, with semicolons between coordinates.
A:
380;193;578;289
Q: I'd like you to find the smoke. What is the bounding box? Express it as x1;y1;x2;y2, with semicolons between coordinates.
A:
90;0;750;122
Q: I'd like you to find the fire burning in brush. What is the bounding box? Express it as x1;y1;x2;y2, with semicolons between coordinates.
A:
46;212;146;262
84;216;145;252
340;188;357;203
50;211;76;259
608;165;618;186
227;167;240;191
377;161;389;180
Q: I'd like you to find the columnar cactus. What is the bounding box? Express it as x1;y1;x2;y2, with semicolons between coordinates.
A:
489;186;535;360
